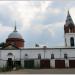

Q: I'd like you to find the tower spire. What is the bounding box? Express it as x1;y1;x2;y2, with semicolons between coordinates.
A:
67;10;71;19
66;10;74;25
68;10;70;17
14;21;17;32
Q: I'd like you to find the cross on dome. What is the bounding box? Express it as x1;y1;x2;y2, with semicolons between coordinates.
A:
14;22;17;32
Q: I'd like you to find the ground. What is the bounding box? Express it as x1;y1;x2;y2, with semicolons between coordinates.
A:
1;69;75;74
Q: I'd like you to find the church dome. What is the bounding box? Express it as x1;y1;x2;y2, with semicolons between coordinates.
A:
8;31;23;39
8;26;23;39
6;25;24;48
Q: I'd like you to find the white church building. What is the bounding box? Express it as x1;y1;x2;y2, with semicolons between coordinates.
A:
0;11;75;69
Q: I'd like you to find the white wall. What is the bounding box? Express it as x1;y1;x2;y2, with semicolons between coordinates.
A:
21;49;44;59
65;33;75;47
0;48;75;61
61;49;75;59
1;50;20;61
0;48;75;68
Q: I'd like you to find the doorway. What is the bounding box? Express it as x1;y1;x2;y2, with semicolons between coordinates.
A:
7;58;13;70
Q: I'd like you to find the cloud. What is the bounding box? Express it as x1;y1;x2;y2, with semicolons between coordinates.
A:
24;21;64;47
28;21;64;37
0;24;13;43
6;1;53;32
0;24;12;32
0;1;63;32
47;7;62;15
0;1;74;47
69;8;75;24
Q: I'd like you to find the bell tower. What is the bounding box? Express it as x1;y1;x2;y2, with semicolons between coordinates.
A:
64;10;75;47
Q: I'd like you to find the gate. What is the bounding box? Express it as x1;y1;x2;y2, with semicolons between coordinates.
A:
40;59;50;69
55;60;65;68
69;60;75;68
24;59;34;69
14;61;21;69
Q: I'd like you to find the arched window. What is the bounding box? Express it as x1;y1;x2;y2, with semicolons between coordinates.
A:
38;54;41;59
64;54;68;59
8;53;13;56
25;54;28;56
51;54;54;59
25;54;28;59
70;37;74;46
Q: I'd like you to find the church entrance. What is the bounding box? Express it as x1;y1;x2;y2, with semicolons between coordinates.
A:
7;58;13;70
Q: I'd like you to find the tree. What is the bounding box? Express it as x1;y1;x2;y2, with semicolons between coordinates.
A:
0;42;6;48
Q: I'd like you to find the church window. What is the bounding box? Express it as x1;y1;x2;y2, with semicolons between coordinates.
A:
38;54;41;59
70;37;74;46
25;54;28;56
64;54;68;59
25;54;28;59
51;54;54;59
8;53;13;56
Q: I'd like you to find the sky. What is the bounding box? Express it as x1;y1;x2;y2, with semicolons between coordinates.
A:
0;0;75;48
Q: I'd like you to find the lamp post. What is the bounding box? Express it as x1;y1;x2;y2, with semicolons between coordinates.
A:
43;46;47;59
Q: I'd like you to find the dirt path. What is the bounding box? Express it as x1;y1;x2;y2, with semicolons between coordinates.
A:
1;69;75;74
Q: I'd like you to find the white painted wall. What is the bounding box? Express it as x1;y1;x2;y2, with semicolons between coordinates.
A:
1;50;20;61
65;59;69;68
50;59;55;68
0;48;75;68
0;49;75;60
65;33;75;47
21;50;44;59
61;49;75;59
34;59;40;68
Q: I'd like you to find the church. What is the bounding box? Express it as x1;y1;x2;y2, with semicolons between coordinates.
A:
0;11;75;69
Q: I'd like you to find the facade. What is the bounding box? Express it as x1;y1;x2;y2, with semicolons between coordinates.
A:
0;11;75;69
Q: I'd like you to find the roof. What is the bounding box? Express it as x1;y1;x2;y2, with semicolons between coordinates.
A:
1;43;19;49
1;47;75;50
8;25;23;39
66;10;74;25
8;31;23;39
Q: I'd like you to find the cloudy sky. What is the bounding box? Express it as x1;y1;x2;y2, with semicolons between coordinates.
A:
0;0;75;48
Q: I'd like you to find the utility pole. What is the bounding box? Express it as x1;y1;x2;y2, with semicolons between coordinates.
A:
43;46;47;59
